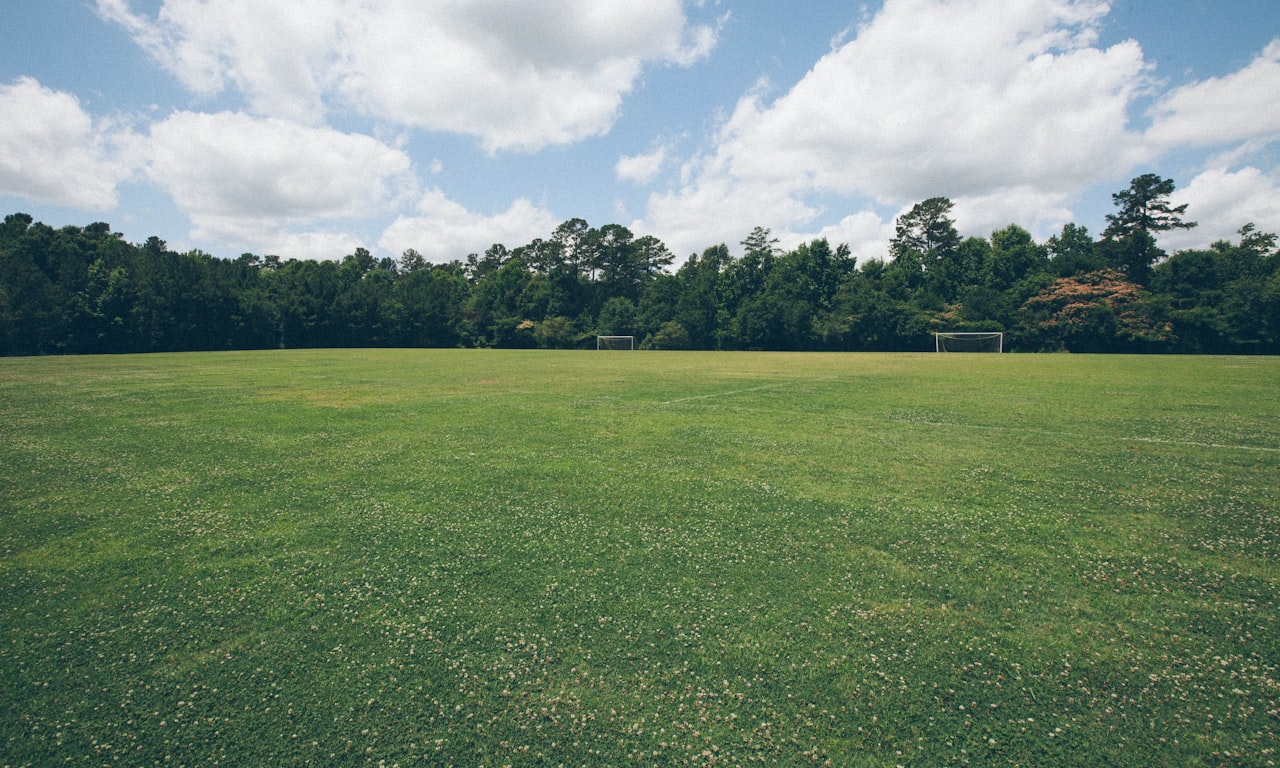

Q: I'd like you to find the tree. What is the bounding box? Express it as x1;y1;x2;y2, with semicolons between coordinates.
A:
1020;269;1172;352
399;248;427;274
1152;224;1280;352
7;205;1274;356
984;224;1048;291
741;226;779;260
533;315;578;348
720;229;778;321
78;258;137;352
636;272;682;344
466;243;511;282
517;238;564;275
1047;223;1103;276
938;236;991;297
398;262;469;347
1103;174;1196;284
594;224;638;301
596;296;637;336
465;257;532;347
670;245;730;349
633;235;675;282
340;247;377;282
0;213;33;247
551;218;596;278
642;320;691;350
271;259;343;348
889;198;962;300
891;197;961;260
514;241;584;319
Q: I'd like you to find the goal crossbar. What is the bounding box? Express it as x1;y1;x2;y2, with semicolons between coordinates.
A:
935;331;1003;352
597;335;635;350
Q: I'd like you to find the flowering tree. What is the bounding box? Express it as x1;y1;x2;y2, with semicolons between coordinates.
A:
1020;269;1173;352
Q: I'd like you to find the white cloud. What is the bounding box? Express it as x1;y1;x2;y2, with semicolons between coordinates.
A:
1147;40;1280;150
96;0;344;125
715;0;1148;198
1159;166;1280;251
98;0;717;152
951;187;1077;242
637;0;1155;258
380;189;560;262
639;157;820;258
616;145;670;185
270;231;367;262
805;211;896;263
0;77;132;210
145;110;413;248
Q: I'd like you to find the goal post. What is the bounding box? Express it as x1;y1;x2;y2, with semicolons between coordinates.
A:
596;335;635;350
935;331;1003;352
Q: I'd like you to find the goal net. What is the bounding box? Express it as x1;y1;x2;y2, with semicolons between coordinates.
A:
935;332;1003;352
597;335;635;350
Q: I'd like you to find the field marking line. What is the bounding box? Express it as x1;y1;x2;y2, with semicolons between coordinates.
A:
662;377;838;405
1118;435;1280;454
905;419;1280;454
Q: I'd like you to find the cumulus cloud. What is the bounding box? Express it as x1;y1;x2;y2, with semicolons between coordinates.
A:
97;0;717;152
725;0;1147;197
1158;166;1280;251
805;211;896;263
637;0;1155;258
950;187;1077;242
97;0;344;125
145;111;413;248
1146;40;1280;150
616;145;670;185
639;157;821;258
380;189;560;262
75;0;1280;264
0;77;132;210
270;231;368;262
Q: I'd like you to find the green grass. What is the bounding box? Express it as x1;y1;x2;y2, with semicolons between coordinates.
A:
2;349;1278;767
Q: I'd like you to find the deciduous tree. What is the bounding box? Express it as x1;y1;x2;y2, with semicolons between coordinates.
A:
1021;269;1172;352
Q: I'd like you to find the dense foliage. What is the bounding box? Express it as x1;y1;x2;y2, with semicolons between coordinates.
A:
3;177;1278;355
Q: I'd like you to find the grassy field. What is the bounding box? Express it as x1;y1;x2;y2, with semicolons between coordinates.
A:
2;349;1278;767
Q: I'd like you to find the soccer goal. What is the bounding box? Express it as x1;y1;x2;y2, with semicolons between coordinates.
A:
935;331;1003;352
597;335;635;350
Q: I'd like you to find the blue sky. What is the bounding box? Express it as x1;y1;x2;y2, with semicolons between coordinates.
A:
2;0;1278;264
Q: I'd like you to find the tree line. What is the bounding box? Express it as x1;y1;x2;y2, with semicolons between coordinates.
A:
2;175;1278;356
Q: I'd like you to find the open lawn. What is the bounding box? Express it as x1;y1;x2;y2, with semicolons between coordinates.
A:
2;350;1278;767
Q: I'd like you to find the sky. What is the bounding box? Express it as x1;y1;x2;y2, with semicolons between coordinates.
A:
2;0;1278;266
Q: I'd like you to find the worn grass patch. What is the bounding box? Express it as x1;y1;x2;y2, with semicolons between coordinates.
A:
2;349;1278;766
